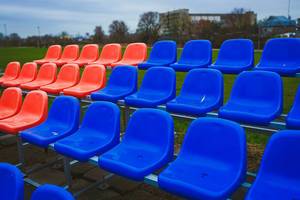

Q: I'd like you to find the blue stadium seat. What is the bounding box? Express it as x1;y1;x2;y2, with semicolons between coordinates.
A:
54;101;120;162
158;118;246;200
99;109;174;181
286;85;300;129
90;66;137;102
209;39;254;74
246;130;300;200
219;71;283;125
166;69;223;116
125;67;176;108
138;40;177;70
0;162;24;200
169;40;212;72
255;38;300;76
20;96;80;148
31;184;74;200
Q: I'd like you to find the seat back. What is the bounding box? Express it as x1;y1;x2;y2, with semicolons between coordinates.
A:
79;64;106;87
3;62;21;79
81;102;120;141
107;66;137;92
31;184;74;200
215;39;254;66
179;118;246;173
250;131;300;191
18;62;38;80
60;45;79;60
0;87;22;114
35;63;57;82
18;90;48;121
46;96;80;133
122;43;147;62
228;71;283;108
139;67;176;97
78;44;99;61
44;45;62;60
0;163;24;200
56;64;80;84
99;43;122;61
178;40;212;64
123;109;174;159
180;69;223;104
258;38;300;67
147;40;177;63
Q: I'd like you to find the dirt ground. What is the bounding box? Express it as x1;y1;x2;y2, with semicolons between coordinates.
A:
0;135;264;200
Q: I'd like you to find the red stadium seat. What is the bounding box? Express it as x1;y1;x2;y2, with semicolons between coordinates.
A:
40;64;80;94
34;45;62;65
2;62;37;87
69;44;99;67
52;45;79;66
0;90;48;135
111;43;147;67
63;64;106;98
20;63;57;90
89;43;122;67
0;87;22;120
0;62;21;84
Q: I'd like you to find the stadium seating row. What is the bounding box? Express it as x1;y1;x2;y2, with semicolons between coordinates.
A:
31;38;300;75
0;162;74;200
0;66;299;128
0;62;106;97
1;97;298;200
33;43;148;67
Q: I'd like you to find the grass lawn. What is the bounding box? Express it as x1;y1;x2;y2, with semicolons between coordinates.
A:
0;47;299;152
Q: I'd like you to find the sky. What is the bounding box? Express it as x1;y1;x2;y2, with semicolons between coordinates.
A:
0;0;299;37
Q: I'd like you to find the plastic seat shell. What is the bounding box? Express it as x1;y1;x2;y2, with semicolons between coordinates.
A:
89;43;122;67
209;39;254;74
51;45;79;66
219;71;283;125
2;62;37;87
170;40;212;72
111;43;147;67
34;45;62;65
158;117;247;200
0;87;22;120
246;130;300;200
20;96;80;148
0;162;24;200
166;69;223;116
62;64;106;98
69;44;99;67
124;67;176;108
20;63;57;90
40;64;80;94
0;62;21;84
90;66;137;102
0;90;48;134
54;101;120;162
138;40;177;69
99;108;174;181
31;184;74;200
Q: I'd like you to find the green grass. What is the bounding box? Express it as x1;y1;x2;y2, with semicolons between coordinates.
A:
0;47;299;147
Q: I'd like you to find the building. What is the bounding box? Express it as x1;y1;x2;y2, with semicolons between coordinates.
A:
159;9;191;35
159;9;257;35
259;16;297;36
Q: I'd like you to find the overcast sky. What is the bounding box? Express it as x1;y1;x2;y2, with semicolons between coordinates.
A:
0;0;299;37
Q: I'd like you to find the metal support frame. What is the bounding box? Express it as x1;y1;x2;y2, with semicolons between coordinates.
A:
5;84;297;199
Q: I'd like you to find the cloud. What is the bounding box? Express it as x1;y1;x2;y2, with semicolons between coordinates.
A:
0;0;299;37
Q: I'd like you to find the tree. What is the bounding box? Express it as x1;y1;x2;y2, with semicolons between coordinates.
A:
8;33;22;46
109;20;129;43
93;26;105;43
136;11;160;44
